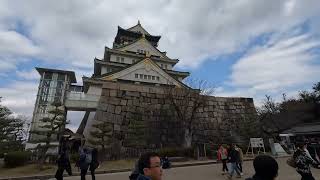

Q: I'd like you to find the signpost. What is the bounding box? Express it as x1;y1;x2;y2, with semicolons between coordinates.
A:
246;138;266;157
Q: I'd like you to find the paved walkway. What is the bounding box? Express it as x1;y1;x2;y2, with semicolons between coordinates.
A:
50;158;320;180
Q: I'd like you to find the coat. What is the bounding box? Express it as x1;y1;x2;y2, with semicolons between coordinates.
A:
293;149;318;174
217;147;228;160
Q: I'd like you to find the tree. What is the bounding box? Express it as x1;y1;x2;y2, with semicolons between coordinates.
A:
125;112;147;148
257;82;320;140
0;97;26;154
29;102;67;164
165;79;215;148
88;121;113;152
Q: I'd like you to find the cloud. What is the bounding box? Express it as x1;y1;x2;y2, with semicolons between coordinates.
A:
0;81;38;119
0;0;320;127
16;69;39;80
230;33;320;92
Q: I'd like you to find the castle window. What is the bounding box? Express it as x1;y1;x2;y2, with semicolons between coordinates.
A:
116;56;120;62
140;74;143;79
144;75;147;79
152;76;155;80
121;57;124;63
148;75;151;80
165;64;168;69
157;76;160;81
135;74;138;78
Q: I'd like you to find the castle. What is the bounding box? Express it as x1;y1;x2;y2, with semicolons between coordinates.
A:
28;22;256;152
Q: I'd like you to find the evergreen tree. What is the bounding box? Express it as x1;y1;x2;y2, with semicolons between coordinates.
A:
88;121;113;152
29;102;67;163
0;97;25;154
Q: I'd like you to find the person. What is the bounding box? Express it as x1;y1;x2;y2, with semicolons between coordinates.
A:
245;155;278;180
55;147;72;180
161;156;171;169
227;144;241;179
293;142;320;180
217;144;228;174
235;144;244;176
78;147;92;180
89;148;99;180
136;152;163;180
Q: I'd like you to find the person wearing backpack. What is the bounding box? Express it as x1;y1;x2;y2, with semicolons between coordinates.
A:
79;148;92;180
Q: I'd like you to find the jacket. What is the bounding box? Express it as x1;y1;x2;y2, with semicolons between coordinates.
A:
235;147;244;162
228;148;240;163
293;149;318;174
136;174;152;180
217;147;228;160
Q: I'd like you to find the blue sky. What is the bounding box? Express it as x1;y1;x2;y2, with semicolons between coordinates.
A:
0;0;320;131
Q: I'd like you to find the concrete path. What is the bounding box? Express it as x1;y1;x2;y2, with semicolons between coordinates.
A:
50;158;320;180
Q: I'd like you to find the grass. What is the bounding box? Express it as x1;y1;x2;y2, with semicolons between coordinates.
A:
0;159;136;178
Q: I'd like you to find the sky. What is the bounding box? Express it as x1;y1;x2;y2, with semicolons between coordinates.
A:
0;0;320;132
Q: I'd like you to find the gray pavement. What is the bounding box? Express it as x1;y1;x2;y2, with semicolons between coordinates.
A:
52;158;320;180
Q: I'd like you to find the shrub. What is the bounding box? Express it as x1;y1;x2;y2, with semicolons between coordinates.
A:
4;151;32;168
157;147;194;157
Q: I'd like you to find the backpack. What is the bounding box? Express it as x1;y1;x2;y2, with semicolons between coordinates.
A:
287;156;296;168
85;152;92;164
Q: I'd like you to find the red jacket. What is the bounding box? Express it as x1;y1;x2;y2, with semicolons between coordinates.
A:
217;147;228;160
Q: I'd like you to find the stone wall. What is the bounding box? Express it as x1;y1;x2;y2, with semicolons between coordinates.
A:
85;81;256;149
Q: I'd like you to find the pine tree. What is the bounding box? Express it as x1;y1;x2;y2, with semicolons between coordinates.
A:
29;102;67;163
88;121;113;152
0;97;25;154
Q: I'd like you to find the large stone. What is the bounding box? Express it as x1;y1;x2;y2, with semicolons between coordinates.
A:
115;106;122;114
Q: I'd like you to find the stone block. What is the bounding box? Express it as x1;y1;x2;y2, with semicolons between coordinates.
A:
151;98;158;104
107;104;115;113
126;91;140;97
115;106;122;114
101;89;110;97
120;99;127;106
109;90;117;97
127;99;133;105
99;104;108;111
133;99;140;106
114;124;121;131
109;97;121;105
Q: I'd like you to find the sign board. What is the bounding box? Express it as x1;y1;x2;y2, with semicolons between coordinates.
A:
246;138;266;156
250;138;265;148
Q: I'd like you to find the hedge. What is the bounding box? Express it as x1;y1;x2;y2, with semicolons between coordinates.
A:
4;151;32;168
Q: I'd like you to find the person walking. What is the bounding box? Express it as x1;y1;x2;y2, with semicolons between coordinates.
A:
235;144;244;176
227;144;241;179
245;155;278;180
294;142;320;180
78;148;92;180
217;144;228;174
89;148;99;180
55;147;72;180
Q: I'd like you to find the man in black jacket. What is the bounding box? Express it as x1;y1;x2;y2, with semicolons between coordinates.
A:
227;144;241;179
